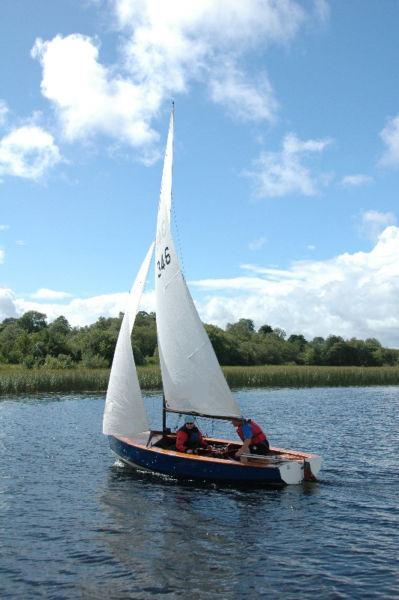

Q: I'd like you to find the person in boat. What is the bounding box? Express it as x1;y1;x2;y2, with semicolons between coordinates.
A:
231;417;270;458
176;416;208;454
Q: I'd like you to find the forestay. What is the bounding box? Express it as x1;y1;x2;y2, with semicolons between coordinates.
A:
155;110;241;419
103;242;154;437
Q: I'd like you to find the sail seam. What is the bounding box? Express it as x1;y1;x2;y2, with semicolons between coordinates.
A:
187;341;207;359
164;270;180;290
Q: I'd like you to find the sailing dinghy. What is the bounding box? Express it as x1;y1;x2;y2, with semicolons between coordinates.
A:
103;110;322;485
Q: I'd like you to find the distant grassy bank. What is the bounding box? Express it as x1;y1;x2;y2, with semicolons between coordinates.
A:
1;365;399;395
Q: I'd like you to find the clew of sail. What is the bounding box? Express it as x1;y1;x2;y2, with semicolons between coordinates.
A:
103;242;154;437
155;110;241;419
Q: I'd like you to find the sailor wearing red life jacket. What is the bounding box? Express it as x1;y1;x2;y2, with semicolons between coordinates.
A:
176;416;207;454
231;417;270;459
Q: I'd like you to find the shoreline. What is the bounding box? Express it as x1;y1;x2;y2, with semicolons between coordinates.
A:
1;365;399;395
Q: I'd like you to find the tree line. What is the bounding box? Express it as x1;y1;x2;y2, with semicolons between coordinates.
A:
0;311;398;369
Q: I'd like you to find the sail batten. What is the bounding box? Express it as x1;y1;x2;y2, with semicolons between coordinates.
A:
155;110;242;419
103;242;154;437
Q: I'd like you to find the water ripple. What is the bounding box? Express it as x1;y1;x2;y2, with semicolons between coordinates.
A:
0;388;398;598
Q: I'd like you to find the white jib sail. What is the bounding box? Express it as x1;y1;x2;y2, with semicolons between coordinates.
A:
155;110;241;419
103;242;154;437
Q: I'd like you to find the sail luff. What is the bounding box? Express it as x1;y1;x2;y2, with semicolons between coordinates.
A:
155;109;241;419
103;242;154;437
157;108;174;231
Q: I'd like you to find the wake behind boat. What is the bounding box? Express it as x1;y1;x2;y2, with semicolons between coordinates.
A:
103;108;322;486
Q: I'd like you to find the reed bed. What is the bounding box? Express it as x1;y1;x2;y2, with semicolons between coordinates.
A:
223;365;399;388
0;367;109;394
0;366;162;395
1;364;399;395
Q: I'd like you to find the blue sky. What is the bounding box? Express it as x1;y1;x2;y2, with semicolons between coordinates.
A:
1;0;399;346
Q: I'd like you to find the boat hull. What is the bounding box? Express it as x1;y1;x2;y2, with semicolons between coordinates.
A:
108;434;321;485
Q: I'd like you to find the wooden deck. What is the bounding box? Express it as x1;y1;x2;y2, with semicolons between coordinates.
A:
116;431;319;470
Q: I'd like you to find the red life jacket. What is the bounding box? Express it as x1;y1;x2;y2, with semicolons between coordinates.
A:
237;420;267;445
176;425;205;452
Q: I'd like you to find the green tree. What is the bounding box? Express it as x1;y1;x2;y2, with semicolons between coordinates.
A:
205;324;241;365
226;319;255;340
272;327;286;340
0;317;18;331
287;334;307;351
44;354;74;369
14;330;32;360
381;348;399;365
45;316;74;359
326;341;358;366
132;312;157;358
0;322;24;363
258;324;273;335
49;316;71;336
19;311;47;333
259;334;285;364
31;339;48;365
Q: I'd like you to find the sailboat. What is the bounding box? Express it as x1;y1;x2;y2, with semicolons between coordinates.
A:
103;109;322;485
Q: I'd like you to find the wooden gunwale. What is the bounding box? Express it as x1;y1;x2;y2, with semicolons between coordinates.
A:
116;432;316;469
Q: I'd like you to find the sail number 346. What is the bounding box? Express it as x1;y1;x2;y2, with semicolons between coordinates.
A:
157;247;171;278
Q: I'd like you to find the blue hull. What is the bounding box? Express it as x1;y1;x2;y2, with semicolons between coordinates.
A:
109;435;286;485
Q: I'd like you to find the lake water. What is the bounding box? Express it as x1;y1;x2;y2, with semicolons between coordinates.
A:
0;387;398;599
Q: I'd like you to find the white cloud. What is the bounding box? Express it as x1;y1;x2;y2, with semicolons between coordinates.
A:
359;210;397;242
209;66;278;122
16;240;27;246
31;1;324;153
32;35;159;154
0;288;18;320
0;125;61;180
2;227;399;347
16;293;127;326
114;0;307;49
0;249;4;263
313;0;330;22
114;0;311;123
191;226;399;347
341;174;373;187
0;100;8;126
248;236;267;251
11;289;155;328
246;133;331;197
0;224;10;231
380;115;399;167
30;288;73;300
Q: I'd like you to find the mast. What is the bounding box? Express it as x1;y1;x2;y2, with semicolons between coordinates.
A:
158;102;174;434
162;394;167;432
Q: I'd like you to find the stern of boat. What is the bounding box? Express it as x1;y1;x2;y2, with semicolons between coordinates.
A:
277;460;304;485
303;454;323;481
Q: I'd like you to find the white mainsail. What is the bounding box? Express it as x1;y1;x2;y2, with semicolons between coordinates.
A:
103;242;154;437
155;110;241;418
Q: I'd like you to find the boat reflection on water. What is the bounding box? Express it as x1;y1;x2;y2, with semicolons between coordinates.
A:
96;463;320;597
